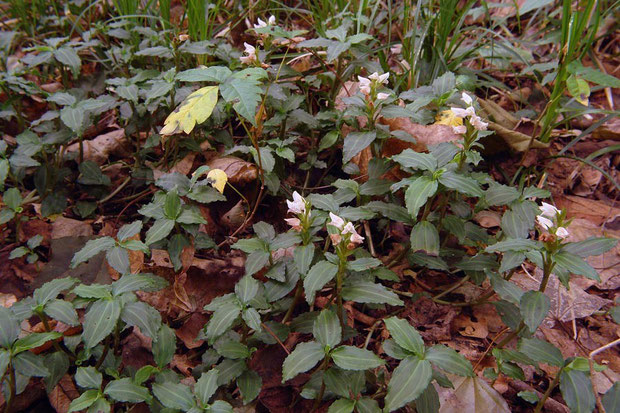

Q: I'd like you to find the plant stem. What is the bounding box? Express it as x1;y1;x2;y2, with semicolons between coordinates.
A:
39;311;76;361
282;281;303;324
335;264;345;330
533;368;562;413
4;363;15;413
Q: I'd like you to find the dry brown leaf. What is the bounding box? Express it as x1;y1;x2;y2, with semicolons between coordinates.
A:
0;293;17;308
51;217;93;239
175;313;207;349
437;375;510;413
454;313;489;339
48;375;80;413
207;156;258;185
474;211;502;228
66;129;130;164
555;195;620;226
593;117;620;140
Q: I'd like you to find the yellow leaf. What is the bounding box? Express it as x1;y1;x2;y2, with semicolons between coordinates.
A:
160;86;219;135
207;169;228;194
434;109;463;127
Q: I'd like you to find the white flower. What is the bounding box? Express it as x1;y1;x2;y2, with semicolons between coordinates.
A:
368;72;389;84
451;106;475;118
342;222;364;244
376;92;389;100
286;191;306;214
390;44;402;54
539;202;559;218
452;125;467;134
240;42;257;64
358;76;371;95
556;227;569;239
285;217;302;231
254;15;276;29
536;215;554;230
470;113;488;131
328;212;345;230
461;92;473;106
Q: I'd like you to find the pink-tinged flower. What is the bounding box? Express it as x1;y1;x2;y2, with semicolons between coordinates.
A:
461;92;473;106
540;202;559;218
556;227;569;239
254;15;276;29
330;233;342;245
287;191;306;214
240;42;257;64
452;125;467;134
536;215;553;230
285;217;302;231
328;212;345;230
390;44;402;54
470;114;488;131
358;76;371;95
368;72;389;84
342;222;364;244
451;107;475;118
376;92;390;100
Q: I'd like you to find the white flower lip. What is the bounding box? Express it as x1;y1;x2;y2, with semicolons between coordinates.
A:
342;222;364;244
328;212;345;230
286;191;306;214
240;42;257;64
376;92;389;100
539;202;559;218
358;76;371;95
368;72;389;84
556;227;569;239
536;215;554;230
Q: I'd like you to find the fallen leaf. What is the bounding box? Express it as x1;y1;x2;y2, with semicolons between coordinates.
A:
437;375;511;413
48;375;80;413
66;129;131;164
207;156;258;185
51;217;93;239
474;211;502;228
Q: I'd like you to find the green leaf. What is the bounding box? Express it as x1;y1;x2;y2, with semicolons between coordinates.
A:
294;244;315;275
60;106;85;134
324;368;365;399
195;369;220;405
282;341;325;382
54;47;81;73
341;281;403;306
176;66;233;82
245;250;270;277
44;299;79;325
313;309;342;348
160;86;219;135
44;352;69;392
144;219;175;245
553;251;600;281
563;237;617;258
72;284;111;299
566;75;590;106
517;338;564;367
319;130;339;151
82;299;121;348
384;317;425;356
303;261;338;304
70;237;115;268
153;324;176;368
485;184;520;206
343;131;376;163
347;257;381;272
602;382;620;413
242;307;261;332
520;291;550;332
356;397;381;413
68;389;100;412
438;171;483;196
78;161;110;186
164;191;182;220
330;346;384;370
121;301;162;339
392;149;438;172
104;377;150;403
232;238;267;253
501;210;529;239
215;340;250;359
426;345;474;377
485;238;540;253
488;272;523;305
327;398;355;413
76;366;103;389
385;357;432;411
410;221;440;256
13;351;48;376
215;358;246;385
152;382;195;411
106;246;130;274
238;369;262;404
205;301;241;341
235;275;260;304
112;273;168;295
366;201;411;223
518;390;539;404
12;332;62;354
560;369;595;413
415;384;440;413
34;277;77;305
220;77;263;126
404;176;437;217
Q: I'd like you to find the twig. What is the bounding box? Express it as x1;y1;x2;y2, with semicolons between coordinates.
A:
261;322;289;355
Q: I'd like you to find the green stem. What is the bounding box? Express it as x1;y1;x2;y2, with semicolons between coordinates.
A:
533;368;562;413
4;362;15;413
282;280;303;324
39;311;76;361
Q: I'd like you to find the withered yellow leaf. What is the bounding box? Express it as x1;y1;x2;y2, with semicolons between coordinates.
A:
207;169;228;194
160;86;219;135
434;109;463;127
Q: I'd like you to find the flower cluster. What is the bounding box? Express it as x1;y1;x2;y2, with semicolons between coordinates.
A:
358;72;390;100
328;212;364;249
537;202;569;239
450;92;488;133
285;191;309;232
254;15;276;29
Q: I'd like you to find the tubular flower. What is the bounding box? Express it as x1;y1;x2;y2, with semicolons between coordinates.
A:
539;202;559;218
536;215;554;230
328;212;345;230
284;218;302;231
449;92;488;131
376;92;390;101
287;191;306;214
342;222;364;245
240;43;257;64
254;15;276;28
368;72;389;84
358;76;371;95
556;227;569;239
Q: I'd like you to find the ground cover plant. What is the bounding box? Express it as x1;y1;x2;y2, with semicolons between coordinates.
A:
0;0;619;412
